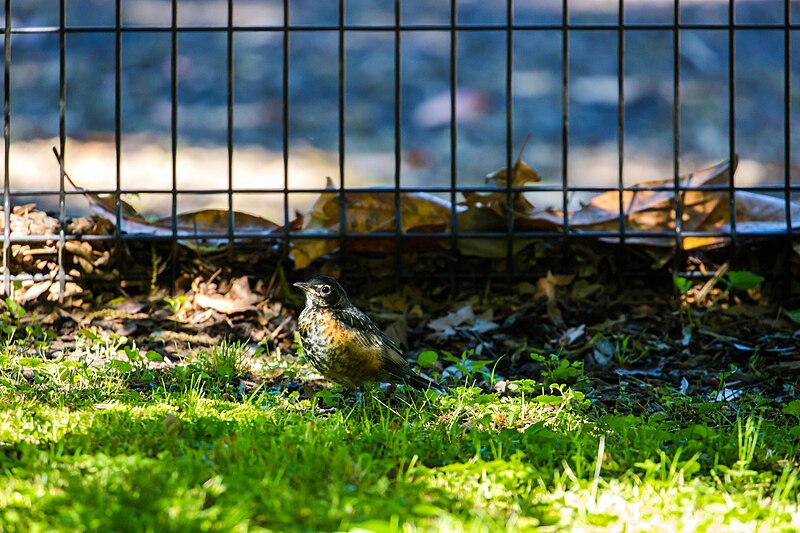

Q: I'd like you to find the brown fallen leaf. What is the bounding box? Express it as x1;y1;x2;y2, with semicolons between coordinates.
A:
519;158;735;235
456;146;543;257
571;279;603;300
121;209;279;251
536;271;572;327
54;147;279;250
426;304;499;341
194;276;262;315
19;280;53;302
384;315;408;350
516;157;800;249
291;177;453;268
462;156;542;217
52;144;800;269
456;209;536;258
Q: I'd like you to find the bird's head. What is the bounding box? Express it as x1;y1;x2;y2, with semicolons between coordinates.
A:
293;275;349;308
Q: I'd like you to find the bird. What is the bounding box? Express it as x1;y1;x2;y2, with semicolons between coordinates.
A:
294;275;445;393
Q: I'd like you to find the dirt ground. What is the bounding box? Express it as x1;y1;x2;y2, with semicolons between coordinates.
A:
3;234;798;411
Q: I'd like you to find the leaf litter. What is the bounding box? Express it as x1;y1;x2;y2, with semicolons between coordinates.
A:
45;146;800;271
0;146;796;411
1;250;798;411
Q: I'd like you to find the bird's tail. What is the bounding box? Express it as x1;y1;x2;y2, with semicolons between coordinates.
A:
404;372;446;394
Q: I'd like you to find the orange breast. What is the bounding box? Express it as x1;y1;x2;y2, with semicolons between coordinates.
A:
316;310;383;386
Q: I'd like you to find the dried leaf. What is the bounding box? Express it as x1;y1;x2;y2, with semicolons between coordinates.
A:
713;387;743;402
519;159;734;234
592;336;615;367
126;209;279;251
19;280;52;302
571;280;603;300
428;305;475;337
559;324;585;346
56;147;279;251
519;158;800;249
384;315;408;350
456;206;522;258
473;317;499;334
454;153;545;257
426;304;496;341
615;364;665;378
536;271;571;326
461;157;541;217
55;144;800;269
114;300;146;314
291;177;453;268
723;191;800;236
194;276;262;315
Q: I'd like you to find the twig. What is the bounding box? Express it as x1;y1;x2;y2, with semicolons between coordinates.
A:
269;315;293;340
695;261;729;305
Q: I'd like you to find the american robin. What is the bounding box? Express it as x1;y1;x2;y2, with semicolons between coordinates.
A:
294;275;444;393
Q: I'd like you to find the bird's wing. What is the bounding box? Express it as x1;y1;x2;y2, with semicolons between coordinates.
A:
337;306;412;379
338;306;404;355
338;305;444;392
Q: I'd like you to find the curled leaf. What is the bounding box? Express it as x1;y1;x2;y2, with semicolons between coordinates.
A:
290;177;453;268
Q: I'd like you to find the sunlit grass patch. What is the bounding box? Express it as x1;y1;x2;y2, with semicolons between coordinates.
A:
1;328;799;531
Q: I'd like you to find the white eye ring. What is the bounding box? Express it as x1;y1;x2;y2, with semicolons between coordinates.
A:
320;285;331;295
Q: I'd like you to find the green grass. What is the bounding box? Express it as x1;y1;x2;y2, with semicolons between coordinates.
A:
1;335;799;531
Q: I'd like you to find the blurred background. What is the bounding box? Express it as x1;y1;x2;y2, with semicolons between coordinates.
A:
2;0;799;225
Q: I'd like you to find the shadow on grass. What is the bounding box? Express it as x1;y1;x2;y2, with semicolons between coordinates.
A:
4;391;564;531
4;360;799;531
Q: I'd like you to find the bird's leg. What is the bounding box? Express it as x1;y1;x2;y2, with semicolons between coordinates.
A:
313;385;345;415
353;390;365;408
342;386;366;408
384;383;398;398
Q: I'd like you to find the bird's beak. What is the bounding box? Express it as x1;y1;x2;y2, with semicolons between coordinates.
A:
293;281;310;292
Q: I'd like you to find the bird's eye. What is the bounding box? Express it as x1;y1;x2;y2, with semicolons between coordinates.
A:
320;285;331;295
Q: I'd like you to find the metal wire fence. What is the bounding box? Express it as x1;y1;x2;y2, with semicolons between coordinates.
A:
1;0;799;297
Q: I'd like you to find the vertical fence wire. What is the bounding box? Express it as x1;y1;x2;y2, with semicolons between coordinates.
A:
784;0;793;284
784;0;793;241
393;0;402;280
338;0;347;265
170;0;179;287
561;0;570;235
227;0;235;256
449;0;458;286
2;0;11;297
58;0;67;299
282;0;290;261
616;0;626;286
114;0;123;280
727;0;737;241
673;0;683;267
504;0;514;282
617;0;626;247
